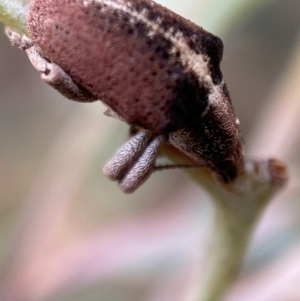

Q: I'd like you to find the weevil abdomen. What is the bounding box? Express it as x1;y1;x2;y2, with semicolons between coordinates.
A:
27;0;223;134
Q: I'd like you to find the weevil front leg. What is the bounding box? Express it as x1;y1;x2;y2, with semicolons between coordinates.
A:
103;129;152;181
119;135;165;193
5;28;96;102
103;130;166;193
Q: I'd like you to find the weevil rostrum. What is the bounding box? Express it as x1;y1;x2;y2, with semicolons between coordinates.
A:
6;0;244;193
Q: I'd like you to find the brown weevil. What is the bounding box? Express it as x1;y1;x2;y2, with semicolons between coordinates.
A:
6;0;244;193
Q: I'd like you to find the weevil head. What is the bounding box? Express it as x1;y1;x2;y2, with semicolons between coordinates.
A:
169;81;244;181
171;32;246;180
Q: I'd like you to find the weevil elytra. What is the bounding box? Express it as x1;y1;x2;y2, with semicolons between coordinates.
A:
6;0;244;193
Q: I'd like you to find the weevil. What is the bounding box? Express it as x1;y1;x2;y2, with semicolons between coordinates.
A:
6;0;244;193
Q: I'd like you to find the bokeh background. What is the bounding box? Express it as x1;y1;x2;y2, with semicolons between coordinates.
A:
0;0;300;300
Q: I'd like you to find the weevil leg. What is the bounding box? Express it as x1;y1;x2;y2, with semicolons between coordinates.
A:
153;163;206;171
119;135;165;193
103;109;140;139
103;129;153;181
103;108;125;122
104;110;141;137
5;28;96;102
5;28;32;49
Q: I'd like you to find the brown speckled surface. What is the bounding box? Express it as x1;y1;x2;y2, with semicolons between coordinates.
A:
27;0;223;133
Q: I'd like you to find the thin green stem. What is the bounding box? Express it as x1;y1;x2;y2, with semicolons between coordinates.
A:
198;200;263;301
198;161;286;301
163;146;288;301
0;0;27;34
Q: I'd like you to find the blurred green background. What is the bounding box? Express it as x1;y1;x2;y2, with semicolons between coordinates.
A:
0;0;300;300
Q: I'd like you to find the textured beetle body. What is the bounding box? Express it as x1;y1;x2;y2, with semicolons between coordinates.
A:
8;0;244;192
28;0;223;133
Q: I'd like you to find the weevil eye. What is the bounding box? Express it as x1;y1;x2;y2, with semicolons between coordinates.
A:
213;160;239;183
204;34;224;63
200;34;224;85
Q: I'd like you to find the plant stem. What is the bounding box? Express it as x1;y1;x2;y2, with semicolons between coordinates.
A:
0;0;27;34
162;146;288;301
198;197;263;301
